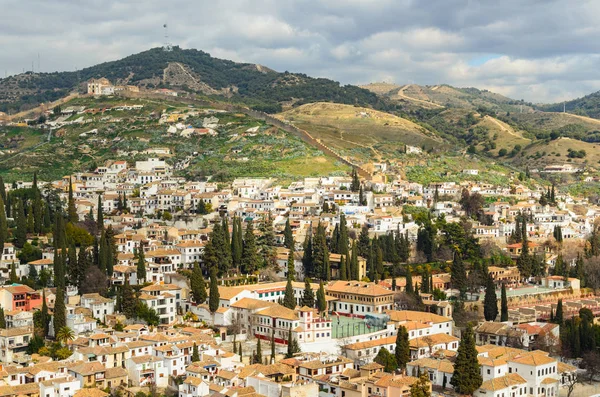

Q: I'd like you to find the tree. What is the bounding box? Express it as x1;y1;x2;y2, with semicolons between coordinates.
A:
581;351;600;382
350;168;360;192
241;221;260;273
14;199;27;248
96;195;103;231
286;250;295;282
316;281;327;314
483;276;498;321
254;338;262;364
192;343;200;362
56;326;74;347
283;218;294;250
67;178;78;223
286;325;301;358
53;287;66;338
301;278;315;308
9;262;17;284
555;299;564;325
190;262;207;304
0;307;5;329
339;254;347;281
395;325;410;371
450;324;482;395
373;347;397;372
270;329;276;363
121;275;136;318
283;279;296;310
500;283;508;322
41;289;50;337
405;265;413;294
209;266;220;313
136;246;146;283
231;217;243;271
409;372;431;397
451;251;467;299
0;195;7;250
302;232;314;278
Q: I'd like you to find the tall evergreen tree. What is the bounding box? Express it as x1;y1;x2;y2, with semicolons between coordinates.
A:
67;244;78;285
231;217;243;271
287;249;295;282
270;329;276;363
53;287;67;337
121;275;136;318
257;212;275;263
209;266;220;313
339;254;347;281
241;220;260;274
450;324;483;395
351;241;359;280
316;281;327;314
500;283;508;322
96;195;103;231
283;272;296;310
395;325;410;371
0;307;6;329
286;325;300;358
358;225;370;258
67;177;78;223
301;278;315;308
221;217;232;273
192;343;200;362
313;222;330;280
0;195;7;251
405;265;413;294
41;289;50;337
555;299;564;325
190;262;207;304
0;176;5;203
136;245;146;283
33;190;43;234
254;337;262;364
26;203;34;233
350;168;360;192
14;199;27;248
77;246;89;291
283;218;294;250
302;232;314;278
451;251;467;299
9;262;17;284
483;276;498;321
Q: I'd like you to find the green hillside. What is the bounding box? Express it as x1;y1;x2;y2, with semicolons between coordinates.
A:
538;91;600;119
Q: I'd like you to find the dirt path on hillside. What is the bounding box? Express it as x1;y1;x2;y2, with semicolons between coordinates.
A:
395;85;444;108
483;115;529;140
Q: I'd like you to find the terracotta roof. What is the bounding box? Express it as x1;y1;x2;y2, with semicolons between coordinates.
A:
479;373;527;391
326;280;393;297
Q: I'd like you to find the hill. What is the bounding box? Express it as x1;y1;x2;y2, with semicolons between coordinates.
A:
0;96;348;182
0;47;386;114
516;137;600;169
538;91;600;119
278;102;445;163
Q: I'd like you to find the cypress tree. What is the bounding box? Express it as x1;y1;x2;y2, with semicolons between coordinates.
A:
287;249;295;282
0;176;5;203
221;217;232;274
231;217;243;271
190;262;207;304
121;275;136;318
41;289;50;337
26;203;34;233
270;329;276;363
500;283;508;322
316;281;327;314
241;220;260;274
77;245;89;291
345;253;351;281
451;251;467;299
67;177;78;223
14;199;27;248
351;241;359;280
405;265;413;294
96;195;103;231
395;325;410;371
53;287;67;337
302;232;314;278
98;231;107;273
67;244;78;285
9;262;17;284
136;245;146;283
209;266;220;313
0;307;6;329
301;278;315;308
192;343;200;362
555;299;564;325
254;337;262;364
450;324;482;394
286;325;299;358
339;255;347;281
283;279;296;310
0;195;7;251
391;278;397;291
483;276;498;321
33;190;43;234
284;218;294;250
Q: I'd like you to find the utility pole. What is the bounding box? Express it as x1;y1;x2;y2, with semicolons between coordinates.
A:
563;102;566;113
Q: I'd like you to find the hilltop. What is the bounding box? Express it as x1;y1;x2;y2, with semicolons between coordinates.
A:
539;90;600;119
0;47;386;114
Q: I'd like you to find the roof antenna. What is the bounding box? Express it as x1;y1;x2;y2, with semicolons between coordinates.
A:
163;24;172;52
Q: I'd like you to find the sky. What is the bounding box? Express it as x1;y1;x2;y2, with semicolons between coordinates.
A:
1;0;600;103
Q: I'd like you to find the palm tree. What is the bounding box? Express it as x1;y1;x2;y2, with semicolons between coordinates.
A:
56;326;75;348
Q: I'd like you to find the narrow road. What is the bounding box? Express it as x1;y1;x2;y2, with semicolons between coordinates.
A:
395;85;444;108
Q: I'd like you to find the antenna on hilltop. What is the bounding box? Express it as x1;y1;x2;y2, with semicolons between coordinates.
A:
163;24;172;52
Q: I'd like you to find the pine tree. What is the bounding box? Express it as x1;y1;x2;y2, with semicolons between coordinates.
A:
190;262;207;304
500;283;508;322
53;287;67;337
284;218;294;250
41;289;50;337
67;177;78;223
283;279;296;310
450;324;483;394
96;195;103;231
136;245;146;283
209;266;220;313
241;220;260;274
316;281;327;314
451;251;467;299
254;338;262;364
395;325;410;371
192;343;200;362
301;278;315;308
483;276;498;321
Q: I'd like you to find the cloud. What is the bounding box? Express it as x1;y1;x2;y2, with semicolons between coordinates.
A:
1;0;599;102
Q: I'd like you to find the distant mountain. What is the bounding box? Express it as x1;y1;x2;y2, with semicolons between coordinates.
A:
0;47;386;114
538;91;600;119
